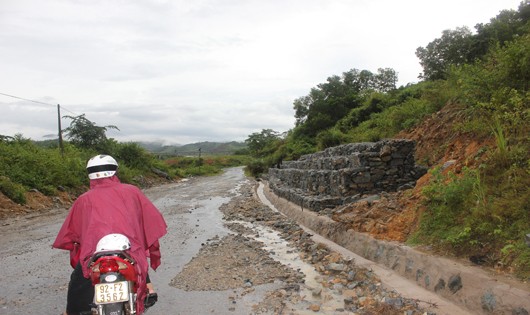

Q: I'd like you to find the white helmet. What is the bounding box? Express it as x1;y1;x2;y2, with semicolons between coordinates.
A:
95;234;131;253
87;154;118;180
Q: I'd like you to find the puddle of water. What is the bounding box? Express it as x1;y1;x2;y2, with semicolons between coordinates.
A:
255;183;479;315
147;169;259;315
232;220;347;314
229;178;251;196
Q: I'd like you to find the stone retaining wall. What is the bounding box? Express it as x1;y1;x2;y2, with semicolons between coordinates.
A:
268;139;427;212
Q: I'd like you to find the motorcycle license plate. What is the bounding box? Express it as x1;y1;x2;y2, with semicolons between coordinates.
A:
95;281;129;304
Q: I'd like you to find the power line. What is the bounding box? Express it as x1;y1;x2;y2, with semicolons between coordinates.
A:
59;106;79;116
0;90;128;138
0;91;78;116
0;92;55;107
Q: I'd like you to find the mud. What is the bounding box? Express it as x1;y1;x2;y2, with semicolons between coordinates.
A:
169;233;303;291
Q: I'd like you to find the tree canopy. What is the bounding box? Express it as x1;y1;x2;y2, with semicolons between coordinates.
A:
416;27;474;81
63;114;119;151
416;1;529;81
244;129;282;157
292;68;398;139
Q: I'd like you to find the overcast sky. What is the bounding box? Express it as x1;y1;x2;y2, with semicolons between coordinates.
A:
0;0;522;145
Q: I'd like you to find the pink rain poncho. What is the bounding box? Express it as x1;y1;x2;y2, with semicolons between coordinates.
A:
53;176;167;314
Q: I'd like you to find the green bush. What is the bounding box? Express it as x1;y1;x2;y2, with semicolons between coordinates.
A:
451;33;530;141
387;98;432;130
411;168;477;252
282;136;317;161
316;128;351;150
346;98;433;142
0;176;26;204
245;159;267;178
115;165;141;185
411;163;530;280
0;134;179;198
0;137;86;193
115;142;152;170
335;92;389;132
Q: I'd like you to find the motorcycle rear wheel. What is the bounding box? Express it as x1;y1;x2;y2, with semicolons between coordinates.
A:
100;302;125;315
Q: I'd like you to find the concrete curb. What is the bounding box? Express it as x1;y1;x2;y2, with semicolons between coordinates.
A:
260;181;530;315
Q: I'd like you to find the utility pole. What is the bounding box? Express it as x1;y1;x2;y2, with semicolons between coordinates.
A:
57;104;64;156
198;148;202;172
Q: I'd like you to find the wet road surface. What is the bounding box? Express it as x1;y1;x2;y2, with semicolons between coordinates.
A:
0;167;265;315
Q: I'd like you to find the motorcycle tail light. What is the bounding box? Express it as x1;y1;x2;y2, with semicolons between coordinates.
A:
99;258;120;273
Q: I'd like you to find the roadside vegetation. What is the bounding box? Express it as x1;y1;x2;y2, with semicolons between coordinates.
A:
0;120;249;204
164;155;252;178
244;2;529;279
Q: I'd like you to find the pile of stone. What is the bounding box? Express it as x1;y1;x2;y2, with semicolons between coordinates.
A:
169;233;303;291
221;183;429;314
268;139;427;212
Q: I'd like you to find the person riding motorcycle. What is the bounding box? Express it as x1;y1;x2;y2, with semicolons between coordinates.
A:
53;154;168;315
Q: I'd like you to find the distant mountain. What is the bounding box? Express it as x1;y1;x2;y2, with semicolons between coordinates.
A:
136;141;181;152
32;139;246;156
140;141;247;156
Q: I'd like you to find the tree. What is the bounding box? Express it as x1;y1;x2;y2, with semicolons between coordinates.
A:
374;68;398;92
343;69;374;92
293;95;312;126
63;114;119;151
416;27;474;81
245;129;281;157
472;2;530;59
417;2;530;81
292;68;397;139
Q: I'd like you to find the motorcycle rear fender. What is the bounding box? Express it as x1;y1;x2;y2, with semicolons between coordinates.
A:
89;254;137;285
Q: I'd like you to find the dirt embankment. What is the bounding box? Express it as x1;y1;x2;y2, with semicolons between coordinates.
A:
0;189;72;220
332;103;495;244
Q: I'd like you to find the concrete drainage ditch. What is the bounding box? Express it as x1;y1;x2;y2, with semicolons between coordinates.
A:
258;181;530;315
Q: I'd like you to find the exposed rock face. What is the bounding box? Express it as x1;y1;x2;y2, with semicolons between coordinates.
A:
268;139;427;212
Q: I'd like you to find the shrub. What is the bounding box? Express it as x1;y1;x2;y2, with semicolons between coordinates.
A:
0;176;26;204
412;162;530;279
245;159;267;178
412;168;477;252
115;142;152;170
316;129;351;150
347;98;435;142
451;34;530;141
0;137;86;192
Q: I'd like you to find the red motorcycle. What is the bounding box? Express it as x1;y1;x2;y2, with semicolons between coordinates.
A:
88;234;156;315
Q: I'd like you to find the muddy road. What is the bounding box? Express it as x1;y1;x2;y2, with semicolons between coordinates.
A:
1;167;437;314
0;167;257;314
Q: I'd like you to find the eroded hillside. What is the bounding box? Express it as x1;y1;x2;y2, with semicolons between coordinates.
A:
332;103;495;244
